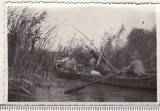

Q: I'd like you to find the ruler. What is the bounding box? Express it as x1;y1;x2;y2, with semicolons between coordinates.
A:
0;106;160;111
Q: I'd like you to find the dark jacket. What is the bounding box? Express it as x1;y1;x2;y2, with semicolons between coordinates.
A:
89;49;108;75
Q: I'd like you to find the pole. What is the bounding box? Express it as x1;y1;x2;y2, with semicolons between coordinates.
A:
71;24;117;72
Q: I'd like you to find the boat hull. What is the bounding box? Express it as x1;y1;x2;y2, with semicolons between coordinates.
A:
55;71;157;90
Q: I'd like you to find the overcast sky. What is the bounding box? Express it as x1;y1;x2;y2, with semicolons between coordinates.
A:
40;4;156;50
11;4;156;50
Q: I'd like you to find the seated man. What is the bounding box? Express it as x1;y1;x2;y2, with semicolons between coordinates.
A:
96;54;110;75
60;52;77;73
89;58;101;76
89;58;96;70
123;51;146;77
89;51;109;75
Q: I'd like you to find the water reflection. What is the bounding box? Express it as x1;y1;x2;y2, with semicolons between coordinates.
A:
33;78;156;102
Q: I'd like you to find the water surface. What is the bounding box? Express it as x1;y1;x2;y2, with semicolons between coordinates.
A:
33;78;157;102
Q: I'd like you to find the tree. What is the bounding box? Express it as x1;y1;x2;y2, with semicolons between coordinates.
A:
124;26;156;70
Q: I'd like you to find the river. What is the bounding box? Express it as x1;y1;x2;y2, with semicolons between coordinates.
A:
33;78;156;102
8;77;157;102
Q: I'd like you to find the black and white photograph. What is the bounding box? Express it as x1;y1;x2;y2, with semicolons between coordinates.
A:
7;4;157;102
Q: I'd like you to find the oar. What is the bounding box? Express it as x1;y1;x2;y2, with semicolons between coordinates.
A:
64;70;122;94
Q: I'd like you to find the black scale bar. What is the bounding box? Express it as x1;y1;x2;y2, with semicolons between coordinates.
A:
0;106;159;111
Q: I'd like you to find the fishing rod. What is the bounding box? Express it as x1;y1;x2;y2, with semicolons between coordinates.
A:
71;24;117;72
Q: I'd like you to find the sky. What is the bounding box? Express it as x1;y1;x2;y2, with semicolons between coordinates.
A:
25;4;156;50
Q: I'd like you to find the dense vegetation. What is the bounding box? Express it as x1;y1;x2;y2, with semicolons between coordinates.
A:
102;26;156;71
8;7;156;101
8;7;57;101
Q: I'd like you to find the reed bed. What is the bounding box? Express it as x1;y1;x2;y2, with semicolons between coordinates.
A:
8;7;156;101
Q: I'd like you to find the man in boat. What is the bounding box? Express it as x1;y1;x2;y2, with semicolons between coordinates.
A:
123;51;146;77
89;58;96;70
89;49;110;75
59;52;77;73
89;58;101;75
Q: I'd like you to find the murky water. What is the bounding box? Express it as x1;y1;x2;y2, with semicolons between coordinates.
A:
33;78;156;102
9;77;157;102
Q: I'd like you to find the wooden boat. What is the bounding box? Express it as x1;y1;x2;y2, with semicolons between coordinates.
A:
55;70;157;90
